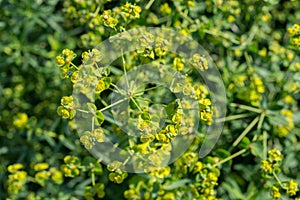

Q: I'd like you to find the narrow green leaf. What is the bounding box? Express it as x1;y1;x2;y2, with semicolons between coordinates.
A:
163;179;191;190
95;110;104;125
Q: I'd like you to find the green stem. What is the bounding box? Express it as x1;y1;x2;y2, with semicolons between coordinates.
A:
93;4;101;16
263;131;268;160
179;11;194;24
70;62;79;70
99;99;108;107
123;156;131;166
204;30;240;44
230;103;262;113
130;97;142;112
273;171;284;189
91;171;95;186
174;3;194;24
99;97;129;112
233;116;260;147
142;85;163;92
77;109;89;114
145;0;155;10
213;149;247;168
257;111;265;130
92;116;95;131
110;83;123;93
121;48;129;89
215;113;254;123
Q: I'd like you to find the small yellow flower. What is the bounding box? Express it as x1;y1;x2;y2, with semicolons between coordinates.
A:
287;179;299;196
150;166;171;178
173;57;184;71
284;95;294;104
259;48;267;57
228;15;235;23
260;160;272;174
268;148;283;162
8;163;24;173
159;3;172;16
199;98;212;106
56;55;65;67
188;1;195;7
262;13;271;22
193;161;204;173
288;24;300;37
50;168;64;185
33;163;49;171
234;49;242;57
271;186;281;199
13;113;28;129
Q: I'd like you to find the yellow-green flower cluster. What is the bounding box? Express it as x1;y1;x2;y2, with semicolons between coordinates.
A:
271;186;281;199
107;161;128;184
64;0;98;26
157;191;176;200
274;109;294;137
80;128;105;150
246;76;265;106
270;179;299;199
286;179;299;196
100;10;118;29
49;167;64;185
173;57;184;71
61;155;81;177
230;73;265;106
84;183;105;200
190;53;209;71
56;49;78;81
63;1;143;47
149;166;171;179
155;124;179;144
33;163;49;171
7;164;27;195
32;163;64;186
260;148;283;175
120;2;142;20
124;188;143;200
57;96;76;119
34;170;50;187
199;99;213;125
208;0;240;23
99;2;141;29
261;149;299;198
159;3;172;16
288;24;300;49
123;135;222;199
173;152;220;198
13;113;28;129
136;33;171;59
182;82;213;125
34;165;49;186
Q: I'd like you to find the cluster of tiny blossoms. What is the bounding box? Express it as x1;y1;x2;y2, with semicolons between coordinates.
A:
260;148;299;199
60;155;105;199
273;109;295;137
229;71;265;107
64;1;142;47
55;49;78;81
55;25;214;191
7;164;27;195
7;163;64;196
288;24;300;49
123;151;221;200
